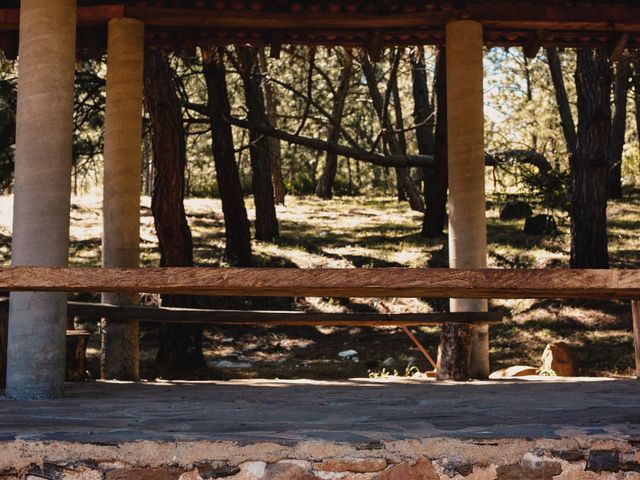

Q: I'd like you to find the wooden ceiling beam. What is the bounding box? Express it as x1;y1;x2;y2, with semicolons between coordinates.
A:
0;5;124;31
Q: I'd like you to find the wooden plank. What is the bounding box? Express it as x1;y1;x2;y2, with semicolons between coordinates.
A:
0;267;638;299
121;4;640;33
523;30;545;59
632;300;640;378
0;5;124;31
125;7;448;30
608;32;630;62
62;301;502;326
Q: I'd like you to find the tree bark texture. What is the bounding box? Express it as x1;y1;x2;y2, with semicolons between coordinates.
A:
237;46;279;241
144;48;206;377
258;48;287;205
202;47;253;266
608;54;630;199
436;323;472;380
316;50;353;199
546;47;577;157
415;46;447;237
571;48;611;269
361;54;424;212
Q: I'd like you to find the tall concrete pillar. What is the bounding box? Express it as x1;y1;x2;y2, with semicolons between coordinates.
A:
6;0;77;400
101;18;144;380
446;20;490;378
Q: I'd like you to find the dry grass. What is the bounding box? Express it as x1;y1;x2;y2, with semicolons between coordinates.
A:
0;188;637;379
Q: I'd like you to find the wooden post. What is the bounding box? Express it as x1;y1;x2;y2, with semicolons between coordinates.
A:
101;18;144;381
632;300;640;378
438;19;489;380
5;0;76;400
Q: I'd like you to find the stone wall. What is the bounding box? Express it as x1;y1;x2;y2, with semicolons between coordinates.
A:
2;437;640;479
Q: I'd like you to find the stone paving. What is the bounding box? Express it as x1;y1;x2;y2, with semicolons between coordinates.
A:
1;378;640;478
1;377;639;443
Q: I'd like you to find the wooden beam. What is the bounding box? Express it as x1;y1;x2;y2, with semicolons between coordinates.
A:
125;7;446;30
632;300;640;378
60;301;502;327
523;30;545;59
0;5;124;31
0;267;638;299
608;33;630;63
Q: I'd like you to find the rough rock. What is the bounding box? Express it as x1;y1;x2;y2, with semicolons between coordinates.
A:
262;462;321;479
195;462;240;479
105;467;183;480
500;200;533;220
586;450;621;472
314;458;387;473
523;214;557;235
495;453;562;480
488;365;538;379
541;342;576;376
372;458;438;480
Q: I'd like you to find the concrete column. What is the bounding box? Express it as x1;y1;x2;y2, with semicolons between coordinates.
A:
446;20;490;378
101;18;144;380
5;0;76;400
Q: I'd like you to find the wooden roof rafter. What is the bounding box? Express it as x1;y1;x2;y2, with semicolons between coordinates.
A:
2;1;640;58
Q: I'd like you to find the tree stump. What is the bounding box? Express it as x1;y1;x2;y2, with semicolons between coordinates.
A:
436;323;472;380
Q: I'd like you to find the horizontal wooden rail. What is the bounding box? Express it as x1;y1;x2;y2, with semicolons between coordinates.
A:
0;267;638;299
61;302;502;327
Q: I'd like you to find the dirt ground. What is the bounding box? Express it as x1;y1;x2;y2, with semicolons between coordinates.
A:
0;190;636;380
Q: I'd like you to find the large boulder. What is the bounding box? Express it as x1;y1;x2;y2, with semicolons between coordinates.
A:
541;342;576;376
500;200;533;220
523;214;557;235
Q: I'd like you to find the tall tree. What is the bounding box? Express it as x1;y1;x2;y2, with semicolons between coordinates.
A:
608;54;631;199
316;50;353;199
572;48;611;268
546;47;577;157
413;46;447;237
258;49;287;205
202;47;253;266
237;46;279;241
633;53;640;158
144;49;205;376
361;52;424;212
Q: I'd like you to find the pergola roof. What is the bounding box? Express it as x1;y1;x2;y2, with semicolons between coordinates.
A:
1;1;640;57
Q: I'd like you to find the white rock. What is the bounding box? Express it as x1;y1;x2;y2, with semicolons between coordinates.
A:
338;349;358;359
213;360;253;369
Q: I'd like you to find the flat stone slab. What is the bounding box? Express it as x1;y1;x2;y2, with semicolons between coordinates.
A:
1;377;639;444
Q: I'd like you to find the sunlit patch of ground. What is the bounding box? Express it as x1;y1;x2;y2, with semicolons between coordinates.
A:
0;188;637;379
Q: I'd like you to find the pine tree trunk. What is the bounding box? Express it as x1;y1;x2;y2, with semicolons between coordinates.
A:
608;54;630;199
546;47;577;157
316;50;353;199
237;46;279;241
415;46;447;237
202;47;253;266
571;48;611;269
144;49;205;377
633;54;640;161
361;53;424;211
258;49;287;205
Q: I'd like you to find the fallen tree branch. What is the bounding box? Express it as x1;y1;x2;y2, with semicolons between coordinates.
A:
227;116;434;168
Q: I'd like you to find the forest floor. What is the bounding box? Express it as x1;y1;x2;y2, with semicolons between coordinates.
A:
0;189;638;380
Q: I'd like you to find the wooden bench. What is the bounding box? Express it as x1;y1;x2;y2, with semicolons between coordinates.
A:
0;267;637;378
